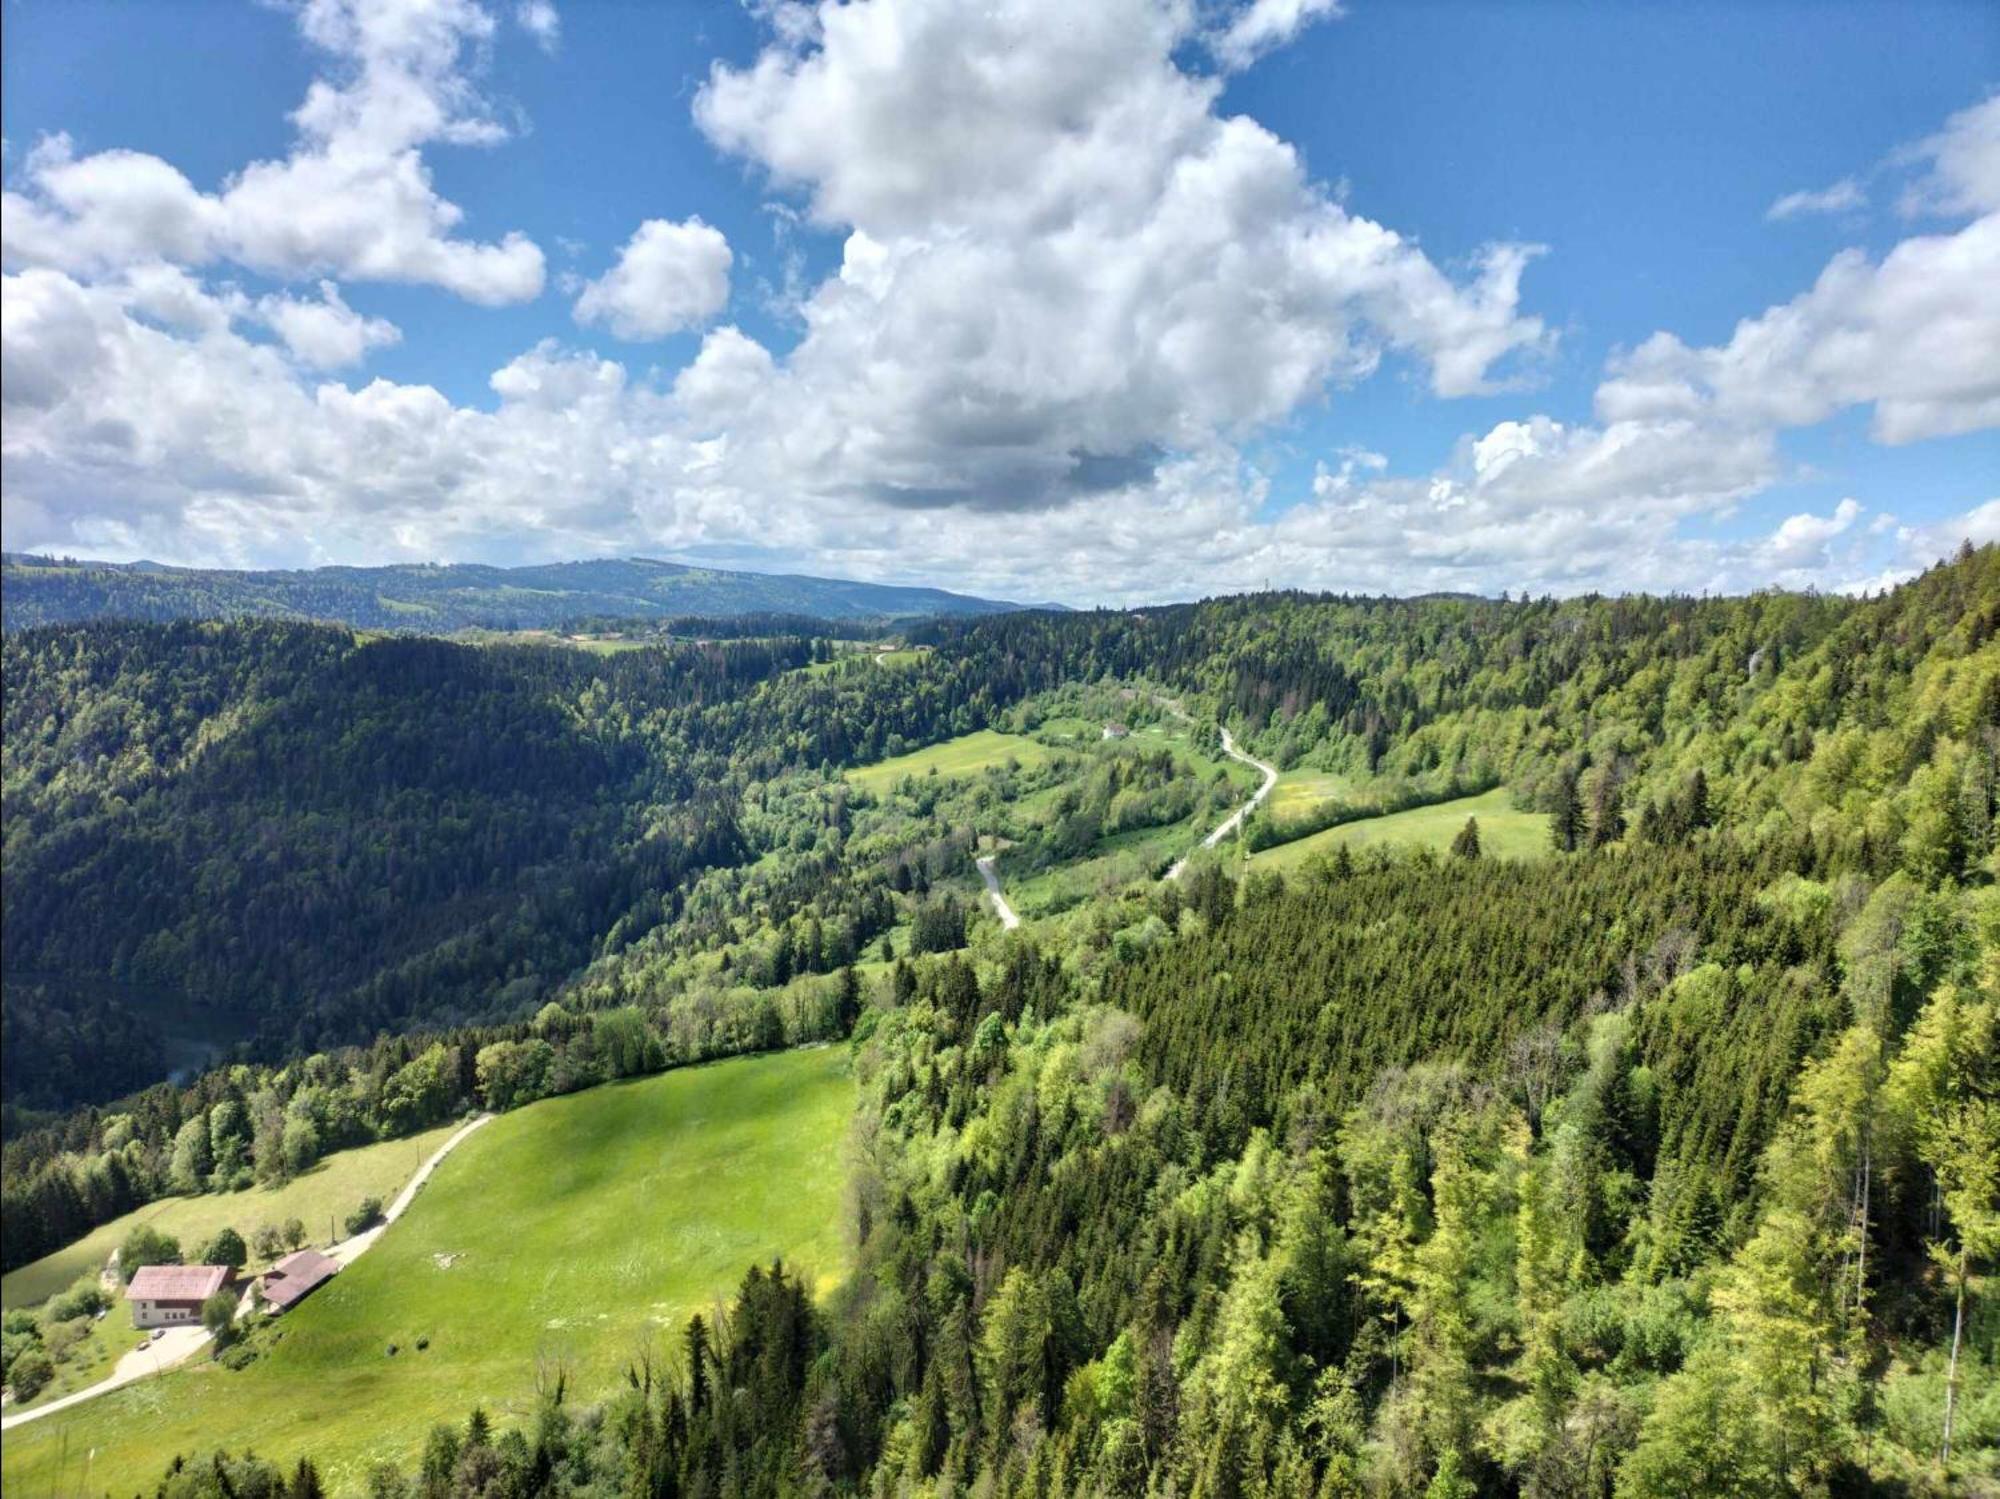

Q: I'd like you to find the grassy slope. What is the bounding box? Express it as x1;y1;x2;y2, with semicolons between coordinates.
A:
2;1048;854;1497
2;1125;462;1311
1249;787;1552;871
847;728;1056;794
1266;769;1353;819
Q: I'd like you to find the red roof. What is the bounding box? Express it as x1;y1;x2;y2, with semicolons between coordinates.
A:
128;1264;230;1301
261;1248;339;1309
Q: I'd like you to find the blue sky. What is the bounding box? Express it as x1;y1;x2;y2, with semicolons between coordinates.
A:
2;0;1995;603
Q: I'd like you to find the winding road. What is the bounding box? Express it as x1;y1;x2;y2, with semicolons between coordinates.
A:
0;1112;493;1431
972;723;1281;922
1166;727;1279;881
975;855;1020;929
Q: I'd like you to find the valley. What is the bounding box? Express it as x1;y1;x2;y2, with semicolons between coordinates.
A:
2;551;1995;1496
5;7;1993;1492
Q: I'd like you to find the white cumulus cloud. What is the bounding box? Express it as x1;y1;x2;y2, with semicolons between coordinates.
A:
1595;213;2000;444
573;218;733;341
0;0;545;304
1211;0;1344;72
257;281;402;369
1898;92;2000;219
693;0;1549;511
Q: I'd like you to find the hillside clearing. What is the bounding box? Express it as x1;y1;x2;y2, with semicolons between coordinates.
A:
0;1047;854;1496
1266;769;1353;818
846;728;1056;793
1249;787;1551;870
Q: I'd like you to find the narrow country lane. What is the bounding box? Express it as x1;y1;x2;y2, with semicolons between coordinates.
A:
1167;727;1279;881
976;855;1021;929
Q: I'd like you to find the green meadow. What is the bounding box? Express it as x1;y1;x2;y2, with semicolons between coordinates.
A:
2;1125;462;1311
1250;786;1551;871
1265;768;1352;819
2;1046;854;1497
846;728;1057;794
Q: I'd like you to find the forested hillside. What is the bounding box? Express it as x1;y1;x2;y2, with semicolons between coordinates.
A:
0;618;1018;1121
3;547;1995;1496
0;554;1029;631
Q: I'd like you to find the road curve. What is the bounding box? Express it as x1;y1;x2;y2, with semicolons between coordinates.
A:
1167;727;1279;881
976;855;1021;930
0;1112;494;1431
330;1112;493;1265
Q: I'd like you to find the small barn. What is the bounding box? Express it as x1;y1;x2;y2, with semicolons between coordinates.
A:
260;1248;340;1313
128;1264;231;1329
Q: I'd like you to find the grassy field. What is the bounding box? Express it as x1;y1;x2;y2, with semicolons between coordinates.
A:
847;728;1057;794
1267;769;1352;819
1;1047;854;1496
1250;787;1551;871
2;1124;462;1312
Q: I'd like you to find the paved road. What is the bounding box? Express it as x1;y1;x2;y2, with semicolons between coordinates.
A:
0;1112;493;1431
1167;727;1279;881
0;1324;211;1430
330;1113;492;1265
975;855;1021;929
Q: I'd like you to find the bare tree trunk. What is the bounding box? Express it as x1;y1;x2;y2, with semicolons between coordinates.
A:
1942;1246;1967;1467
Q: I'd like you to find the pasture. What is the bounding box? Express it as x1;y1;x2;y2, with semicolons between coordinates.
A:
846;728;1057;794
1250;787;1551;871
1266;769;1352;819
1;1047;854;1497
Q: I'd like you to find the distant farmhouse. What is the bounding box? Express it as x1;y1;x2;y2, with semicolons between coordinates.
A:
1103;722;1130;739
260;1248;340;1313
128;1265;230;1329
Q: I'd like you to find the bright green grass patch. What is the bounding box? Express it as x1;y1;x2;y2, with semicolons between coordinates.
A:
558;636;656;656
1029;715;1101;746
2;1047;853;1497
373;594;437;616
1250;788;1551;872
1267;769;1352;818
2;1125;461;1312
847;729;1056;794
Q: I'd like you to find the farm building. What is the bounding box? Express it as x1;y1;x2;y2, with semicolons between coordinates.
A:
128;1265;231;1329
260;1248;339;1312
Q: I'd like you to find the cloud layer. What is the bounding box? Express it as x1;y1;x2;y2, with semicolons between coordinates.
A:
2;0;1995;605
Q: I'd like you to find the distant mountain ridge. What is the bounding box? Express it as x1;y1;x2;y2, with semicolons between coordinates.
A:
0;553;1038;631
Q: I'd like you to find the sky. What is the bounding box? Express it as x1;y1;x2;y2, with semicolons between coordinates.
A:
2;0;1996;606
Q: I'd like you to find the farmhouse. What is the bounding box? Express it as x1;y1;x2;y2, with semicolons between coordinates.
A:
127;1264;231;1329
259;1248;340;1313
